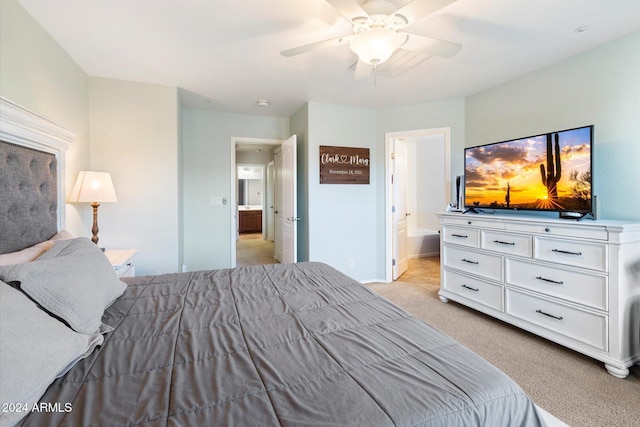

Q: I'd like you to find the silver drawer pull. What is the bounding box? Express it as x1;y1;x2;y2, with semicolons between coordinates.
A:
536;309;563;321
462;284;479;292
451;233;468;238
552;248;582;256
461;258;479;265
493;240;515;246
536;276;564;285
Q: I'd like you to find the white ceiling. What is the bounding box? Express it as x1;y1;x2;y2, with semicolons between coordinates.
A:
18;0;640;117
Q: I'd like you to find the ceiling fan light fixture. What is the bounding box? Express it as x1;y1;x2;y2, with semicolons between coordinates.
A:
350;27;406;66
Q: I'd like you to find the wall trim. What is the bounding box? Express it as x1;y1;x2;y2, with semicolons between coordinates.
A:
0;96;74;231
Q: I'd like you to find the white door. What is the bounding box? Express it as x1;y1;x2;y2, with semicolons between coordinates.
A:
392;140;408;279
281;135;297;263
274;149;284;262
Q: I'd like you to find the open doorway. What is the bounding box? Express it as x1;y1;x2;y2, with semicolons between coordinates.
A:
232;138;281;267
236;163;278;267
230;136;298;267
385;128;451;283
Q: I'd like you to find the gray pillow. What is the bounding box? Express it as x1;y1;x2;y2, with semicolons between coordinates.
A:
0;238;127;334
0;281;104;427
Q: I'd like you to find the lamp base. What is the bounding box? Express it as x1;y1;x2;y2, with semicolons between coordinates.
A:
91;202;101;244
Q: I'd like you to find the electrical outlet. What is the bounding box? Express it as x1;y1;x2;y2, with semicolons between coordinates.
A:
181;264;187;273
348;259;355;269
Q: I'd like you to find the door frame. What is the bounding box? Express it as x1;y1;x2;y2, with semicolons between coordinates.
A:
230;137;283;268
384;127;451;282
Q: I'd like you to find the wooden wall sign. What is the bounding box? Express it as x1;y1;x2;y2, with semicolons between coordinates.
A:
320;146;370;184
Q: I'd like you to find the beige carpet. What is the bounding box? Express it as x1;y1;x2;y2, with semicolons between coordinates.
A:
236;233;279;267
369;258;640;427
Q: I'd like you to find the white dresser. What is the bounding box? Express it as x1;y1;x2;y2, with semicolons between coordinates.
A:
437;212;640;378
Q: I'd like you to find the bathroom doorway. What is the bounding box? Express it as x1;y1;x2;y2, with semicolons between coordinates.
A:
385;128;451;283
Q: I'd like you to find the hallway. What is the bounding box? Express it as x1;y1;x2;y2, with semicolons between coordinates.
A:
236;233;279;267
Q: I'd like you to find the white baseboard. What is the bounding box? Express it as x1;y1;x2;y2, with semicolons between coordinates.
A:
360;279;388;284
408;252;439;259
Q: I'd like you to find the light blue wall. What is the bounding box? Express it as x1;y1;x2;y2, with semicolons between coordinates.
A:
306;102;378;280
89;78;180;275
466;32;640;221
0;0;90;237
181;109;289;271
177;101;184;270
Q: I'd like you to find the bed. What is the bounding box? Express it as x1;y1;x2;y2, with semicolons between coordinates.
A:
0;98;547;426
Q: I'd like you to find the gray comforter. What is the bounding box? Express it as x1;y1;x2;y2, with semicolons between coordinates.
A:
20;262;545;426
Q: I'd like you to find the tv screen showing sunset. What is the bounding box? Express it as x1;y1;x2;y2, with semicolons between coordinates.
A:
464;126;592;212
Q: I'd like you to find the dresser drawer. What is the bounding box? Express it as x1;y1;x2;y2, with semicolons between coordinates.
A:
442;226;479;248
506;259;608;311
443;245;503;281
506;288;608;351
442;216;504;230
105;249;137;279
118;263;135;278
506;221;608;241
534;237;607;271
443;269;503;311
481;231;532;257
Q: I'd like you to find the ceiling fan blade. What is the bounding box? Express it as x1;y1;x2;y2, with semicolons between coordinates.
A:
352;60;373;80
392;0;457;26
402;32;462;57
281;36;352;57
373;48;432;78
325;0;369;22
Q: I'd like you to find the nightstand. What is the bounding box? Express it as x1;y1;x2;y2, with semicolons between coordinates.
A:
105;249;138;278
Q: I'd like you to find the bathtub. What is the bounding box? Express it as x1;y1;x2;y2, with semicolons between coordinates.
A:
407;228;440;258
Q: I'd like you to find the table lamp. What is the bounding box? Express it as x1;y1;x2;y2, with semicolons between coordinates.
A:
68;171;117;245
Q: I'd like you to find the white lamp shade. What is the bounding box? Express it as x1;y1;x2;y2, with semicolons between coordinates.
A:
68;171;118;203
350;28;406;65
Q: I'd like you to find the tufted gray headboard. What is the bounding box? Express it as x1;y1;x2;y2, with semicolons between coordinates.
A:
0;140;59;254
0;97;73;255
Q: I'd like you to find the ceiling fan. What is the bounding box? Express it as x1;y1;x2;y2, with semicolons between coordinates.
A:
281;0;462;79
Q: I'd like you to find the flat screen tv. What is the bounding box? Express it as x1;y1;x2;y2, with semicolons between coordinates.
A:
464;125;593;216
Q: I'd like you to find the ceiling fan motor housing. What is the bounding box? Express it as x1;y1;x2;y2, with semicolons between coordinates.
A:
350;26;407;65
348;1;410;65
359;0;400;16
